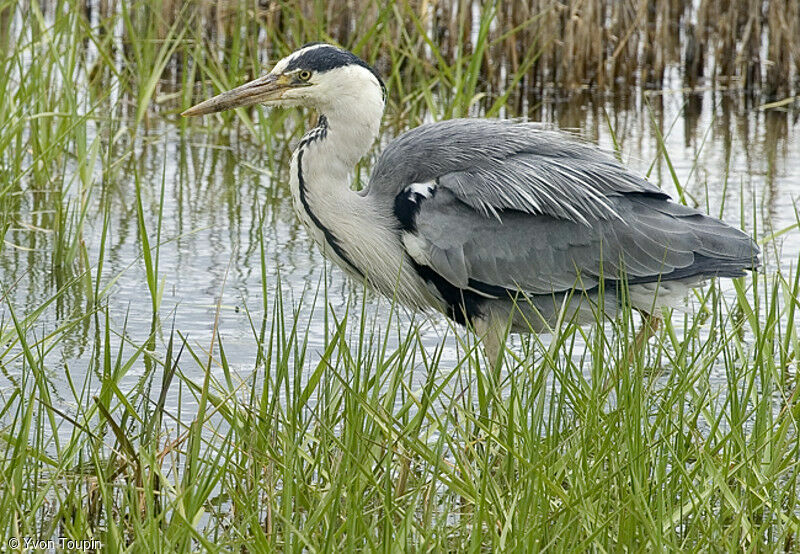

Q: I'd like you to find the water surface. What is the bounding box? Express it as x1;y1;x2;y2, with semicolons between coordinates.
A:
2;87;799;425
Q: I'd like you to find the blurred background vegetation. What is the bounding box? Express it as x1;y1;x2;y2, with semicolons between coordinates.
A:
3;0;799;126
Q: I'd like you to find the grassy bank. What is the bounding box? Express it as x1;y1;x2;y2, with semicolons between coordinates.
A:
2;0;800;551
3;266;800;550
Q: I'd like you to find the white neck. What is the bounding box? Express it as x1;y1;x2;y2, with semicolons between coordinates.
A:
290;89;383;206
315;91;384;175
286;80;436;309
287;80;384;273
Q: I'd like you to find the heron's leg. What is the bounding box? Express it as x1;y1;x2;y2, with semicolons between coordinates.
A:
638;311;661;347
627;311;662;364
471;314;507;463
473;315;505;378
604;311;662;392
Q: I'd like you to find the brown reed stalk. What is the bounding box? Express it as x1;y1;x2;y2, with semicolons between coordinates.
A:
70;0;800;102
765;0;793;100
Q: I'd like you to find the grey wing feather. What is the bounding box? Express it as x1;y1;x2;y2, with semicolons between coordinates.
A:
368;118;666;224
410;189;758;296
369;119;759;297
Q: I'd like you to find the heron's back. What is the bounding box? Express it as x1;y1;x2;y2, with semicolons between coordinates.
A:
366;119;759;327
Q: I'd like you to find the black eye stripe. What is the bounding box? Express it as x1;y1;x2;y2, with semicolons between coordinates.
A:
285;45;385;97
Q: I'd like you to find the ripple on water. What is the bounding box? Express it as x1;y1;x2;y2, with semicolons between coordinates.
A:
2;92;799;435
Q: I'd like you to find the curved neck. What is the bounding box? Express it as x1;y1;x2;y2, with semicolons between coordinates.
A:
287;91;434;309
306;94;383;181
292;90;384;213
288;95;384;275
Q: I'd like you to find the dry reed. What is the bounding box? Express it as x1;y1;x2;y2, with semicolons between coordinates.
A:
47;1;800;101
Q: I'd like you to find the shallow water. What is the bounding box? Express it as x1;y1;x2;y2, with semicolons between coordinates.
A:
1;87;799;427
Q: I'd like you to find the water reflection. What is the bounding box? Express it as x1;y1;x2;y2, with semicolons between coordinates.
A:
1;88;798;420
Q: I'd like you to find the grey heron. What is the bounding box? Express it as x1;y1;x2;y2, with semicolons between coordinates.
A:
182;43;760;368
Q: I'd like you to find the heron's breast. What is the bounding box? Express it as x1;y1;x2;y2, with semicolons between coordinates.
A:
288;153;351;268
288;151;438;310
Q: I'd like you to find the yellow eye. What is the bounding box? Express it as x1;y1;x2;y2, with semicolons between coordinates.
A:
298;70;312;81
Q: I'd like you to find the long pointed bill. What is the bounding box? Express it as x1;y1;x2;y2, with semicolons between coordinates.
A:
181;73;290;117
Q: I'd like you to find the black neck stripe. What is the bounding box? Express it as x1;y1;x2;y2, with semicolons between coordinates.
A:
296;117;365;279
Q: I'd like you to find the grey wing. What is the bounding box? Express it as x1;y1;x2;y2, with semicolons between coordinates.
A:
373;119;759;299
401;188;757;299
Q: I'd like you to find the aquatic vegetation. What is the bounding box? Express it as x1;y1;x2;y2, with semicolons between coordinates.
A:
1;0;799;550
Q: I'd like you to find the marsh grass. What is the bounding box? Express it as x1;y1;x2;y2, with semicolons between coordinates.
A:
4;243;800;550
2;0;800;551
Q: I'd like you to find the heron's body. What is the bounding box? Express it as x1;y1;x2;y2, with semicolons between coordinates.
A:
183;43;760;361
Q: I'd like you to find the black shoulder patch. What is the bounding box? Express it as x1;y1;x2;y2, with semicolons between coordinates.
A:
393;183;437;232
409;261;487;326
286;45;385;97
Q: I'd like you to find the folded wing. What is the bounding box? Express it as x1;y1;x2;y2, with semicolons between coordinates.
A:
370;119;759;298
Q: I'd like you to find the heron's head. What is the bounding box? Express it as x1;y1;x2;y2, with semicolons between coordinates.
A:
182;43;385;117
